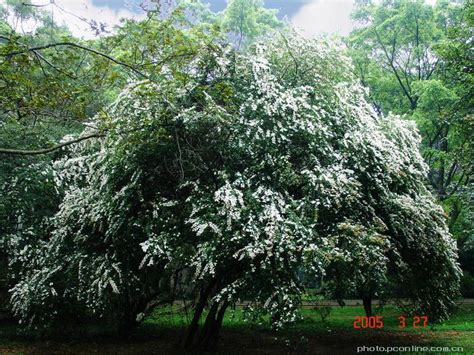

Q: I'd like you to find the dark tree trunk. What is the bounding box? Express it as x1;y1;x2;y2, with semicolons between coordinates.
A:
184;294;208;349
184;280;218;350
362;296;373;317
184;262;242;352
185;301;228;352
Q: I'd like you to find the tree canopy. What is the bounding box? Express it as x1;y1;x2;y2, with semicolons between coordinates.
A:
8;32;461;351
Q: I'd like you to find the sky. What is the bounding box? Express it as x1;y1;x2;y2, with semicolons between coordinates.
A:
0;0;438;39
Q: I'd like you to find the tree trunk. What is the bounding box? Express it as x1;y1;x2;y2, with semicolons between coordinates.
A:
185;301;228;352
362;296;372;317
184;280;217;350
184;264;240;352
187;302;227;353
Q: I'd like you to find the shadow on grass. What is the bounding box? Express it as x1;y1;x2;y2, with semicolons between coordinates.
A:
0;305;472;354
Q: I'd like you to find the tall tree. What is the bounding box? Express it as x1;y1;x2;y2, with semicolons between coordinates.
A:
434;0;474;295
222;0;284;48
348;0;472;257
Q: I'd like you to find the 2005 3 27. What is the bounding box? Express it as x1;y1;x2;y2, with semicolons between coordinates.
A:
353;316;429;329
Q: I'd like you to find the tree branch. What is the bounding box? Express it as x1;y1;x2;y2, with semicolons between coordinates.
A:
0;133;104;156
21;2;51;7
1;40;149;79
374;28;416;109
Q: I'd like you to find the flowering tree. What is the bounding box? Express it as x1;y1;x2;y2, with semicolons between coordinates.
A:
10;33;460;351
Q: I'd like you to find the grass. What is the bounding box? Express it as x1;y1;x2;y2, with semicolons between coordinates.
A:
0;304;472;354
139;303;473;353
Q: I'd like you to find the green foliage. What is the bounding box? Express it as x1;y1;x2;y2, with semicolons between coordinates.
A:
0;10;108;127
175;0;219;28
348;1;472;296
433;0;474;249
349;0;460;112
222;0;285;47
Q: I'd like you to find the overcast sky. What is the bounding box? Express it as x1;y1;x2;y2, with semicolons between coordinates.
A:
0;0;437;39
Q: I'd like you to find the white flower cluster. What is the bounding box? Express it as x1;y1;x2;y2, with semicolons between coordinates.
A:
9;32;460;329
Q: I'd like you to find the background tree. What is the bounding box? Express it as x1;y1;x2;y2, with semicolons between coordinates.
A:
221;0;284;48
434;0;473;296
348;0;472;295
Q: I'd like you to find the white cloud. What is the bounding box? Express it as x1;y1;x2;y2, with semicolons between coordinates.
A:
291;0;356;38
0;0;442;39
0;0;146;39
291;0;438;38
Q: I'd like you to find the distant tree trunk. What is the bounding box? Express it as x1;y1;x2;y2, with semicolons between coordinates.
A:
116;289;156;338
362;296;373;317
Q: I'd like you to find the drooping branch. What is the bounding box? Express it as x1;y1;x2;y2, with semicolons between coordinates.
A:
21;2;51;7
0;120;184;156
32;49;78;79
1;39;149;79
0;133;104;156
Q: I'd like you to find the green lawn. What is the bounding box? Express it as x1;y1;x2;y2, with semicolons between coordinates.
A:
0;304;472;354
